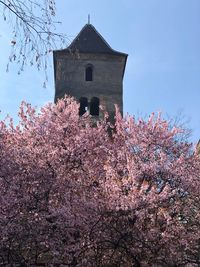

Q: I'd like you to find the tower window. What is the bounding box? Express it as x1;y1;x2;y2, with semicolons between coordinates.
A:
90;97;99;116
85;65;93;81
79;97;88;116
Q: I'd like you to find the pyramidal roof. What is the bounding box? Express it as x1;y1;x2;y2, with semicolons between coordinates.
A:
61;23;127;56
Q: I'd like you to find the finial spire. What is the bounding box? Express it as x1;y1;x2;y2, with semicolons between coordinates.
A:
88;14;90;24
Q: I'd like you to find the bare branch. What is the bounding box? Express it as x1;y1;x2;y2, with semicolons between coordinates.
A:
0;0;69;83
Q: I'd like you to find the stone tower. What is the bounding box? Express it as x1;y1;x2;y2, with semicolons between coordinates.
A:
53;23;127;122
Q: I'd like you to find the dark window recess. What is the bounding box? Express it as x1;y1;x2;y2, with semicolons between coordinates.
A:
90;97;99;116
79;97;88;116
85;66;93;81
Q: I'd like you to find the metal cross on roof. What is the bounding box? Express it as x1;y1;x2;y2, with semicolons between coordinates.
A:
88;14;90;24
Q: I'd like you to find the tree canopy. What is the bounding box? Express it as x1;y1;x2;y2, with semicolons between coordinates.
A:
0;97;199;266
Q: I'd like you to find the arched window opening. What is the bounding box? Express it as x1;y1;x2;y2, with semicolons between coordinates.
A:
85;65;93;81
79;97;88;116
90;97;99;116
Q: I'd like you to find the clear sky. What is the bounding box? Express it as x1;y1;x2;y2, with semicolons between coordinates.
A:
0;0;200;143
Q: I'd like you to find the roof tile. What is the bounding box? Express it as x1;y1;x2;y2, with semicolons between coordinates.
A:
61;24;127;56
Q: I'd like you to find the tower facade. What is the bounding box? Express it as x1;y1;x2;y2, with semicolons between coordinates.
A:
53;23;127;122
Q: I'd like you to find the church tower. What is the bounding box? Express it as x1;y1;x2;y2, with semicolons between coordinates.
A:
53;23;127;122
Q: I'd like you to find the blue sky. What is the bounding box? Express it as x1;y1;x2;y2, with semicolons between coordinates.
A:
0;0;200;143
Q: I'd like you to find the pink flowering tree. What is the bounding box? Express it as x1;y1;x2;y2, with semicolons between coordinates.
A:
0;97;199;266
